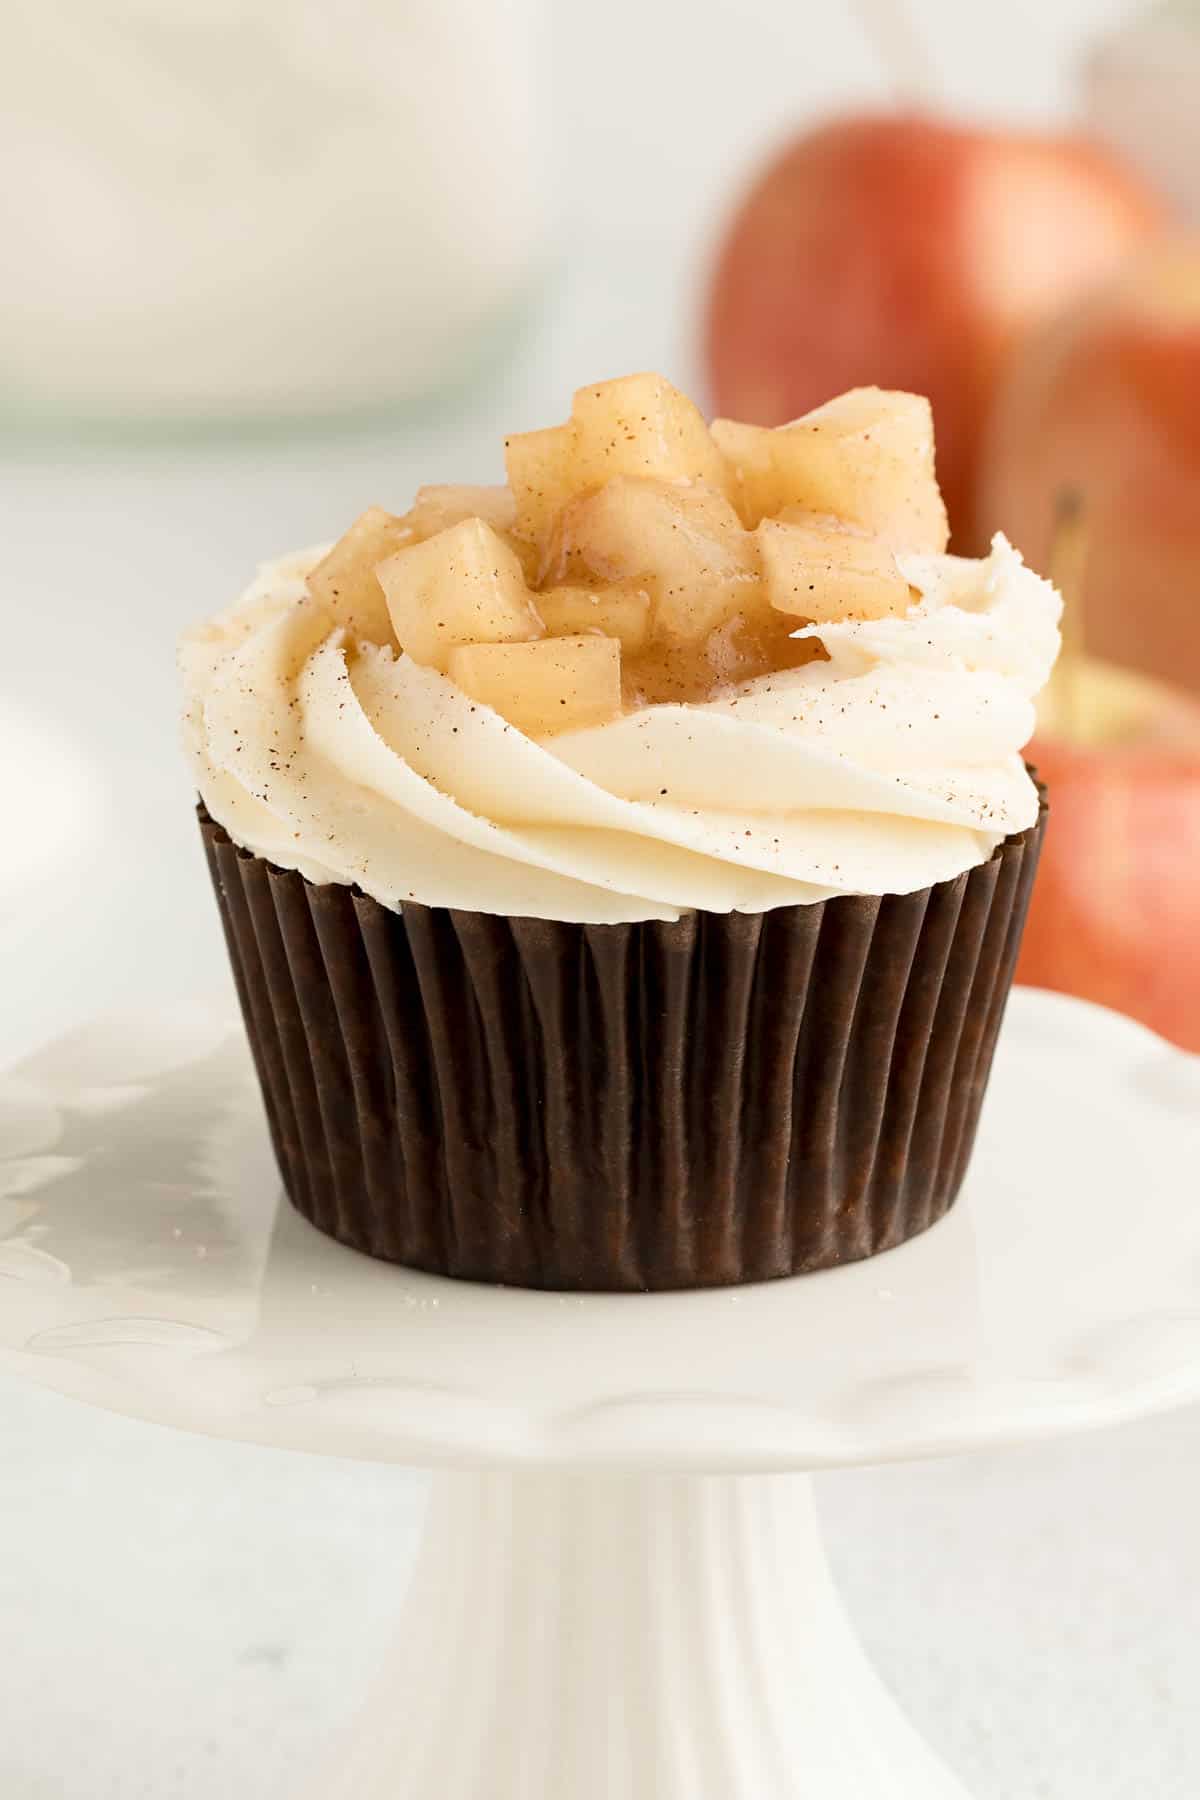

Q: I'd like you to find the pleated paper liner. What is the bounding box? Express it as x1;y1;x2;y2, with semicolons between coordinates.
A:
200;792;1046;1291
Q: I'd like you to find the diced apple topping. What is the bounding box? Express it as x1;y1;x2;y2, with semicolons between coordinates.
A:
307;507;414;643
401;483;539;581
536;584;651;654
506;372;730;549
406;483;516;538
570;373;731;493
547;477;762;642
447;636;622;737
758;519;913;623
502;426;575;555
713;388;949;552
622;614;825;707
376;519;543;671
317;373;954;727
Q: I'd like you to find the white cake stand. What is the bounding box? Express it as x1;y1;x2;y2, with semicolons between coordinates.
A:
2;988;1198;1799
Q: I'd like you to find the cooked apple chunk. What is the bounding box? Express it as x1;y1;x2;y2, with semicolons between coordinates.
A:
307;507;413;643
548;478;761;642
398;483;539;582
447;635;622;737
503;425;577;552
376;519;543;670
713;388;949;552
406;483;517;538
758;519;912;622
506;373;730;548
536;584;651;653
570;373;730;493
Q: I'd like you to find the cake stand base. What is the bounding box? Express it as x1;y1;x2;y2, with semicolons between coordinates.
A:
4;991;1199;1799
315;1470;965;1800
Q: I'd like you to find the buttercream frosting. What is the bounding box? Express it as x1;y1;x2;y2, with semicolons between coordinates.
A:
181;533;1060;922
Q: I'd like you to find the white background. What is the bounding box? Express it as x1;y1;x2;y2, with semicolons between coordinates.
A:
2;1;1197;1795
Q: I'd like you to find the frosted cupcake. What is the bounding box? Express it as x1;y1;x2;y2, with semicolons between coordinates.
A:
182;376;1059;1290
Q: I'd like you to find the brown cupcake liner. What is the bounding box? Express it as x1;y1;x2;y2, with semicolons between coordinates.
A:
200;793;1046;1291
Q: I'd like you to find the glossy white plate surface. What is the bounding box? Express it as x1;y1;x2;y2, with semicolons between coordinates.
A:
2;988;1197;1473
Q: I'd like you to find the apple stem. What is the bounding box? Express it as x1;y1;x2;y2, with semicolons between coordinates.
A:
1047;487;1091;746
848;0;933;103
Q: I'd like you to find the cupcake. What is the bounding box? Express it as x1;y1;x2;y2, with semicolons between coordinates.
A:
181;375;1059;1290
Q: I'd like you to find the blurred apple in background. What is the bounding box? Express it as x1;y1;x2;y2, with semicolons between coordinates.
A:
980;240;1200;695
1020;656;1200;1052
705;114;1165;543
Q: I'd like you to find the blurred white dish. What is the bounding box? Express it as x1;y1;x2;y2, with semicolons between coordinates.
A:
0;1;548;423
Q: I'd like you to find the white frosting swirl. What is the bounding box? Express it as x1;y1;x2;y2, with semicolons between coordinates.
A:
180;534;1060;923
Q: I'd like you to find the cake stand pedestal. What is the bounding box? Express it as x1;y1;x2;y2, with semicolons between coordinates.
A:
2;989;1198;1799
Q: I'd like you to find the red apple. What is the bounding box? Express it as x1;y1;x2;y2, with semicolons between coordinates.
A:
1019;659;1200;1052
980;240;1200;694
705;114;1165;543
